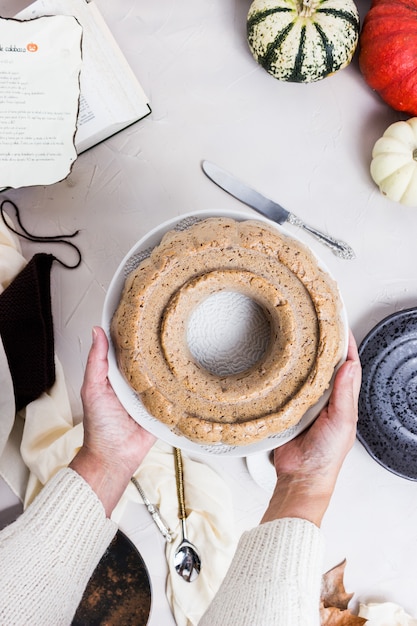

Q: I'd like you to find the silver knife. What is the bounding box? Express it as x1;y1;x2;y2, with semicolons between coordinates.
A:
202;160;355;260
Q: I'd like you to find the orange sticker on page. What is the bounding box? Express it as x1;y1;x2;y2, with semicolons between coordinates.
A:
26;42;38;52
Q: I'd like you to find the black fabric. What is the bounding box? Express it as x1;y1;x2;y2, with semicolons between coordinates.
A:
0;253;55;411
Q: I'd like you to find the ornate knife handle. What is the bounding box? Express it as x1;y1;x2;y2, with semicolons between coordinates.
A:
287;213;355;260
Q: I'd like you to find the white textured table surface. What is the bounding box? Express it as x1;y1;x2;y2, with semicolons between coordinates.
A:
2;0;417;622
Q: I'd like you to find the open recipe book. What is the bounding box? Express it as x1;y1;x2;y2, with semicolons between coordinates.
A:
16;0;151;154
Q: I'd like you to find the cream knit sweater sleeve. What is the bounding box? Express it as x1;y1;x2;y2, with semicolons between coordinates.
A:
199;517;324;626
0;467;117;626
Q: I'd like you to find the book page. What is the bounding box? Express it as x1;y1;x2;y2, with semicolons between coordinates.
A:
16;0;151;153
0;15;82;188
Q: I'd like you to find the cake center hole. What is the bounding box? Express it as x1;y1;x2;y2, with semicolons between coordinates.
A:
186;291;271;376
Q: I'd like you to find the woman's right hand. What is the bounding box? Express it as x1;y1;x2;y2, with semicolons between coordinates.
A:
262;330;362;527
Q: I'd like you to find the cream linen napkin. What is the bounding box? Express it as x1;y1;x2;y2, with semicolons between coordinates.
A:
0;209;237;625
113;440;238;626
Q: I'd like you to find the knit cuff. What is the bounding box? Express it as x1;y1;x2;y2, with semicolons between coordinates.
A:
245;518;324;616
200;517;324;626
0;468;117;625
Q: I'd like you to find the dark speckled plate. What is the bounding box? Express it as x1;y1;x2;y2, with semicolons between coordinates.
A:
358;307;417;480
72;530;151;625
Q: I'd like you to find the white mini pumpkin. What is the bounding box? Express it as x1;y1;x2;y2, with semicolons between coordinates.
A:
371;118;417;207
247;0;360;83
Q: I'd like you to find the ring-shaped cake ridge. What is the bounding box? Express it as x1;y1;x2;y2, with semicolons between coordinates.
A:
111;217;344;445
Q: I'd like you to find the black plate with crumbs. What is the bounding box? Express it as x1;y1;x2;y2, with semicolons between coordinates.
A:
358;307;417;480
72;530;151;625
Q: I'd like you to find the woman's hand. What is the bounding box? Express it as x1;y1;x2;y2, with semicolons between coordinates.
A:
70;326;156;516
262;330;362;527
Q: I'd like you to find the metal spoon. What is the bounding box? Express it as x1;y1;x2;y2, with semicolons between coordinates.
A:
173;447;201;582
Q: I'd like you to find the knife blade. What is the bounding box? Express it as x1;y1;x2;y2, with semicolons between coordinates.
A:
201;160;355;260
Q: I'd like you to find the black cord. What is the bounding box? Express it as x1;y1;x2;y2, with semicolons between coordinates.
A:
0;199;82;269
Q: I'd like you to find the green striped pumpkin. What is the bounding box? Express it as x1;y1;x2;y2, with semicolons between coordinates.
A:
247;0;360;83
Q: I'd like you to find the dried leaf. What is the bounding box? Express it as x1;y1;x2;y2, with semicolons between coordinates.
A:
321;560;353;610
320;605;367;625
320;560;367;626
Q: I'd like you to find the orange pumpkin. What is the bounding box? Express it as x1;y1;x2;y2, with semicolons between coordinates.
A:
359;0;417;115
